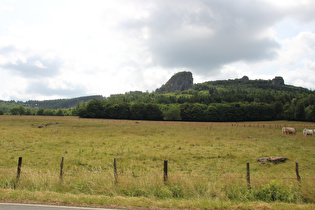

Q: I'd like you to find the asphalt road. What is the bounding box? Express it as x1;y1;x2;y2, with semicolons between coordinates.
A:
0;203;117;210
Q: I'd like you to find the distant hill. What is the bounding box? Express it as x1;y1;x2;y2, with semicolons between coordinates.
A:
1;72;314;120
106;73;313;104
194;75;309;94
0;95;105;113
25;95;105;109
78;72;314;122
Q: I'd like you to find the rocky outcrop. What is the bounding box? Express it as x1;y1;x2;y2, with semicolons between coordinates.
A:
272;76;285;85
240;76;249;83
257;157;288;164
156;71;193;94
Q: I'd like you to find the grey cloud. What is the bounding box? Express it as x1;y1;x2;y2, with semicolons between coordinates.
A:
122;0;281;74
287;1;315;23
0;45;17;54
0;46;62;78
3;56;62;78
25;81;87;98
150;31;279;70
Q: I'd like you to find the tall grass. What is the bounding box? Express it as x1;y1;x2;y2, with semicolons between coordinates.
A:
0;116;314;208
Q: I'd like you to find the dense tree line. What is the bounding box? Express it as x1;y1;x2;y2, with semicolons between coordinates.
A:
76;98;315;122
0;96;101;116
0;100;28;113
4;105;76;116
76;79;315;122
77;100;163;121
2;79;315;122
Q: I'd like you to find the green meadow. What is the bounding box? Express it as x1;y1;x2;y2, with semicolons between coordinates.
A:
0;116;314;209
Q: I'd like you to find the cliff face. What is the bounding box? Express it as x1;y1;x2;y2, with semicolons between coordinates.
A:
156;71;193;94
272;76;285;85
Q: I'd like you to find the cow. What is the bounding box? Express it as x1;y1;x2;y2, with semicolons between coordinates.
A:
303;128;314;136
282;127;296;134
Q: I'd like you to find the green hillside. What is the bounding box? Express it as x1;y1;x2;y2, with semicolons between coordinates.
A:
26;95;104;109
107;77;312;105
79;77;315;122
0;95;104;115
1;77;314;122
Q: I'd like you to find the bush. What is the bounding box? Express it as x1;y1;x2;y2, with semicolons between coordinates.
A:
36;108;45;115
163;105;181;121
254;180;293;202
43;109;55;116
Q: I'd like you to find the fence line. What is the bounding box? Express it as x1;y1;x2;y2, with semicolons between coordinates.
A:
2;115;314;128
13;157;312;191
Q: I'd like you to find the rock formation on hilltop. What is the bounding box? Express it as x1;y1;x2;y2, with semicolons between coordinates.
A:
240;76;249;83
156;71;193;94
272;76;285;85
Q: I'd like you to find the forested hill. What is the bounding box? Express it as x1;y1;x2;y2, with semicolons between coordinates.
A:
107;76;313;104
1;76;315;122
25;95;104;109
0;95;104;113
77;76;315;122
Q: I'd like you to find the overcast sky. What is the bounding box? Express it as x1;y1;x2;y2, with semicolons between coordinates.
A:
0;0;314;101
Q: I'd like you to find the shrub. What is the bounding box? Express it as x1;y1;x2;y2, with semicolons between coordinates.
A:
254;180;293;202
163;105;181;121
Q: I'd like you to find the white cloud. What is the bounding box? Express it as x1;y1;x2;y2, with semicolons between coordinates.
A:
279;31;315;66
0;0;314;101
1;49;62;78
278;60;315;89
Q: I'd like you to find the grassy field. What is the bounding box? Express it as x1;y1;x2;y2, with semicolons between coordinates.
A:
0;115;314;209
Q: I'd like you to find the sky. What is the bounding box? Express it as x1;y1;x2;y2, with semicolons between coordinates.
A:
0;0;315;101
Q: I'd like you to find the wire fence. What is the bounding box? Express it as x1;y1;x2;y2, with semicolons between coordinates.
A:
2;115;315;128
12;156;314;191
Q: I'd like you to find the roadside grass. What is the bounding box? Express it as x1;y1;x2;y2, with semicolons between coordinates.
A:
0;115;314;209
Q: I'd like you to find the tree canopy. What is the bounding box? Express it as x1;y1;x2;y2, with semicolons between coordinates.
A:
1;78;314;122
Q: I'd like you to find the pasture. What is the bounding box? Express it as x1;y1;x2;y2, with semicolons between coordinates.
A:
0;116;314;209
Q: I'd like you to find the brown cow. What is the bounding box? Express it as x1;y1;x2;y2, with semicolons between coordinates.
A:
282;127;296;134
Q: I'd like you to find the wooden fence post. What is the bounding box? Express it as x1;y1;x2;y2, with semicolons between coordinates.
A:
114;158;118;184
15;157;22;188
60;157;64;182
164;160;168;183
16;157;22;180
296;162;301;183
246;163;251;190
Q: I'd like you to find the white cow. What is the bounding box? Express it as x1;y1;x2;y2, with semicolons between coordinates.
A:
303;128;314;136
